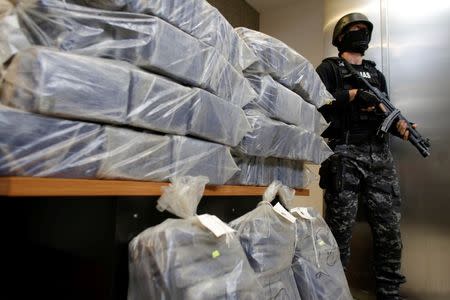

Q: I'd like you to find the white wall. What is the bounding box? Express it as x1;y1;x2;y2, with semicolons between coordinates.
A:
257;0;325;213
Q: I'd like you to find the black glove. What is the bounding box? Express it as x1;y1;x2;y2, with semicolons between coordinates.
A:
355;89;379;108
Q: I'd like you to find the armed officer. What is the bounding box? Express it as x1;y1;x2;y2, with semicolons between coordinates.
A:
316;13;412;300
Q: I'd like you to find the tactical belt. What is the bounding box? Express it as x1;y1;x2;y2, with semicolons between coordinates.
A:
329;132;387;149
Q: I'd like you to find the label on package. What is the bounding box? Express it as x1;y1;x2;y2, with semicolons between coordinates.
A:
290;207;316;220
273;202;297;223
197;214;235;238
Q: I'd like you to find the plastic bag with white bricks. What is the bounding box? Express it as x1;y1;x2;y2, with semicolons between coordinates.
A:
128;176;263;300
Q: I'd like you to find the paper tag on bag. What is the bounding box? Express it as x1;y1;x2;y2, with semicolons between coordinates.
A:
197;214;235;238
273;202;297;223
290;207;316;220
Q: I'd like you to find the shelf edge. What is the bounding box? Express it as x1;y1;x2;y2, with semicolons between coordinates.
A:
0;177;309;197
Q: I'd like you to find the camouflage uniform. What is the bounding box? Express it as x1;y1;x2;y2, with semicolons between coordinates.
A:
316;57;406;300
322;141;406;299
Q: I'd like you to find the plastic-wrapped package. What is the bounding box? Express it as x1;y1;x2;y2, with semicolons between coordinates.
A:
1;47;251;146
169;135;239;184
128;176;262;300
245;73;328;134
94;127;241;184
0;105;239;184
88;127;241;185
72;0;258;72
97;127;173;181
0;0;30;64
228;154;313;189
235;109;333;164
236;27;334;108
290;207;352;300
16;0;256;108
131;69;251;146
2;46;130;124
77;0;128;10
0;104;105;178
229;182;301;299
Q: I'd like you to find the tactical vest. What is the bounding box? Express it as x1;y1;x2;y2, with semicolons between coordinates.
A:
323;57;382;91
322;57;386;145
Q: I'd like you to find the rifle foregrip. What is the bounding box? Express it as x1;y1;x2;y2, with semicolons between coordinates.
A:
408;129;431;157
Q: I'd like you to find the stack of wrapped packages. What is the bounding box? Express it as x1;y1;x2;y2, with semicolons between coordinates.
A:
0;0;335;189
278;184;353;300
229;181;352;300
230;181;301;299
0;1;353;298
290;206;353;300
0;0;263;184
128;178;352;299
128;176;263;299
228;27;334;189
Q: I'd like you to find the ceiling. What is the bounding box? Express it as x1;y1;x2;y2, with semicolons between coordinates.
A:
245;0;299;13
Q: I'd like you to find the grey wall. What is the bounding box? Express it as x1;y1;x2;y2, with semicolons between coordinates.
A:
387;1;450;299
208;0;259;29
258;0;324;67
323;1;450;299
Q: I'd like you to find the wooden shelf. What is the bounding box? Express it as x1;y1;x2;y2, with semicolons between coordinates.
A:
0;177;309;197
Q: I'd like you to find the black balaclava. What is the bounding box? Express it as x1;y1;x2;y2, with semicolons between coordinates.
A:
338;28;370;55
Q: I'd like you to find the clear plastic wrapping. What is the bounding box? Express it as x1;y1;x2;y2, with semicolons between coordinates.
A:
0;104;104;178
0;0;30;64
1;47;251;146
236;27;334;108
0;105;239;184
168;135;238;184
128;176;262;299
228;154;313;189
72;0;258;72
76;0;128;10
16;0;257;107
98;128;240;184
156;176;208;219
229;182;301;299
235;109;333;164
129;218;263;299
245;73;328;134
290;207;352;300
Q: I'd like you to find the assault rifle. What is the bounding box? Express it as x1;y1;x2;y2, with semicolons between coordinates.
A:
343;61;431;157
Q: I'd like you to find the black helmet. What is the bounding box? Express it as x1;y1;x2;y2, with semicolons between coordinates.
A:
332;12;373;47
